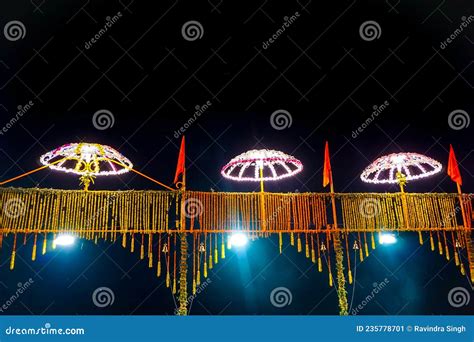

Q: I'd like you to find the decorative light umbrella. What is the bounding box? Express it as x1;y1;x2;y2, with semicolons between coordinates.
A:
221;149;303;230
360;152;442;190
360;152;442;233
40;142;133;190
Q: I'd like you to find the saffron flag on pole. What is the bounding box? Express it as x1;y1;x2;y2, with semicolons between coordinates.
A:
173;136;185;184
323;141;332;188
447;144;462;186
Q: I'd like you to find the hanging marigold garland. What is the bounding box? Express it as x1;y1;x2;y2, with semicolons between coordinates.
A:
0;188;472;312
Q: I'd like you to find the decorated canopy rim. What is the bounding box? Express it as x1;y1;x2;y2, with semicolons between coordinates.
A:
40;142;133;176
221;149;303;182
360;152;442;184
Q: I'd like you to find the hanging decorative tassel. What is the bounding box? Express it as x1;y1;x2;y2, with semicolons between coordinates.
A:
157;235;162;277
453;234;460;266
430;232;434;251
165;236;170;288
166;270;170;288
172;235;177;294
52;234;57;250
357;233;364;261
305;241;310;259
140;234;145;260
32;233;38;261
418;231;423;245
311;235;316;263
344;233;352;285
221;234;225;259
290;232;295;246
460;263;466;276
122;233;127;248
437;231;443;255
10;233;17;270
208;235;213;269
148;234;153;268
42;233;47;255
157;259;162;277
317;234;323;272
443;231;450;261
279;233;282;254
297;234;302;253
329;272;333;287
371;233;376;250
131;233;135;253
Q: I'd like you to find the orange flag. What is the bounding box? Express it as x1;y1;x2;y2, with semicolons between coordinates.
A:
447;144;462;186
173;137;185;184
323;141;332;188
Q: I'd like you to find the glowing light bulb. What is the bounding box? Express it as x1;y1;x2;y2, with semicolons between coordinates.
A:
379;233;397;245
229;233;248;248
54;234;76;246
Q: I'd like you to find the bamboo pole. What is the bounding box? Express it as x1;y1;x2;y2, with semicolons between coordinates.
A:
259;165;267;231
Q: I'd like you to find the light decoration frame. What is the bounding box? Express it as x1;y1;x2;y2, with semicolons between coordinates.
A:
221;149;303;182
360;152;442;184
40;142;133;176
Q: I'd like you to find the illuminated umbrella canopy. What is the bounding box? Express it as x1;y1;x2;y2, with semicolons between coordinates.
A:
360;152;442;187
221;149;302;231
40;142;133;190
221;149;303;183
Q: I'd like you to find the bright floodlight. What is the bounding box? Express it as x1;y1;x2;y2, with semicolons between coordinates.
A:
360;152;442;184
54;234;76;246
229;233;249;248
379;233;397;245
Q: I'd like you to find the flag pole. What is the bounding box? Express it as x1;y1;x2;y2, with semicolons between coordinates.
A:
324;142;348;315
456;183;467;228
259;165;267;231
175;136;188;315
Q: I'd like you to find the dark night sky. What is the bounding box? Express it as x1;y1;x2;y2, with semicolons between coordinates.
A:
0;0;472;315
